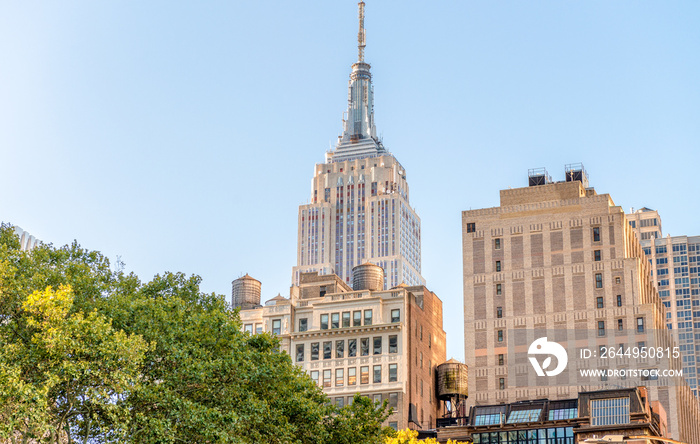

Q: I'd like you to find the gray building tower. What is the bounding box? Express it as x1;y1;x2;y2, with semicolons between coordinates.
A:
292;2;424;289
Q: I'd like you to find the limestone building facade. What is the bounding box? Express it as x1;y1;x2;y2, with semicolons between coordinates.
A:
461;168;700;443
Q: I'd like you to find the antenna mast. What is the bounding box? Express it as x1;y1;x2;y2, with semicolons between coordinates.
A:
358;2;366;62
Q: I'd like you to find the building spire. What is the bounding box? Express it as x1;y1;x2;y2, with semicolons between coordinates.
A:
358;1;366;62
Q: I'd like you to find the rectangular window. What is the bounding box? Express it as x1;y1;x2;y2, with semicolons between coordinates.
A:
495;261;501;272
348;367;357;385
593;227;601;242
298;318;308;332
389;364;397;382
320;314;329;330
348;339;357;357
373;365;382;383
336;368;344;387
467;222;476;233
255;324;262;334
296;344;304;362
244;324;253;333
594;250;601;261
361;338;370;356
595;273;603;289
311;342;319;360
496;284;502;295
364;310;373;325
373;337;382;355
353;311;362;326
497;330;504;342
373;394;382;405
391;309;400;323
637;317;645;333
591;398;630;426
389;392;398;409
323;370;332;388
495;238;501;249
311;370;319;385
272;319;281;335
331;313;340;329
597;297;604;309
342;311;351;327
336;340;345;358
617;319;623;330
498;354;504;366
389;335;398;353
499;378;505;390
617;295;622;307
323;341;332;360
496;306;503;318
360;366;369;384
335;397;344;408
598;321;606;337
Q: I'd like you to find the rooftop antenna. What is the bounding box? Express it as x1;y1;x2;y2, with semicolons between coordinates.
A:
358;2;366;62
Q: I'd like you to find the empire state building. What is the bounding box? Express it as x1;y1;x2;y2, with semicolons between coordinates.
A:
293;2;424;289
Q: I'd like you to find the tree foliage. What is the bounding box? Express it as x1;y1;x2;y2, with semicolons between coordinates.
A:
384;429;468;444
0;224;394;443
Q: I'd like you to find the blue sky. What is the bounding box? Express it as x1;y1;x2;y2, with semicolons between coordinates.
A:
1;1;698;361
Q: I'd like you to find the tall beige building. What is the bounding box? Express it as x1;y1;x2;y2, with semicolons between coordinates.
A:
462;167;700;443
239;265;446;431
292;1;423;289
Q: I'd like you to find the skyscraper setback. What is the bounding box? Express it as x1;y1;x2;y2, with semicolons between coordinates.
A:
292;2;423;289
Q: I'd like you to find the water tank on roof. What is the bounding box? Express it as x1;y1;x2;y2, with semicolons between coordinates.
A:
352;263;384;291
437;359;469;402
231;274;261;309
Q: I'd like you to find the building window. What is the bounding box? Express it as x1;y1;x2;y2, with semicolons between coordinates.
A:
323;370;332;388
595;273;603;289
389;364;397;382
389;392;398;408
496;306;503;318
373;365;382;383
496;284;502;296
353;311;362;326
419;352;423;368
335;397;344;408
389;335;398;353
637;317;645;333
272;319;281;335
594;250;601;261
342;311;351;327
591;397;630;426
336;368;344;387
593;227;601;242
348;339;357;357
498;354;504;366
495;238;501;249
331;313;340;329
311;370;319;385
497;330;504;342
389;422;398;431
495;261;502;272
320;314;329;330
348;367;357;385
617;295;622;307
255;324;262;334
598;321;606;337
391;309;400;323
319;286;327;297
323;341;332;360
336;340;345;358
296;344;304;362
499;378;505;390
597;297;604;309
311;342;319;360
373;337;382;355
364;310;373;326
467;222;476;233
298;318;307;332
244;324;253;333
361;338;370;356
615;277;621;284
360;366;369;384
617;319;623;331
